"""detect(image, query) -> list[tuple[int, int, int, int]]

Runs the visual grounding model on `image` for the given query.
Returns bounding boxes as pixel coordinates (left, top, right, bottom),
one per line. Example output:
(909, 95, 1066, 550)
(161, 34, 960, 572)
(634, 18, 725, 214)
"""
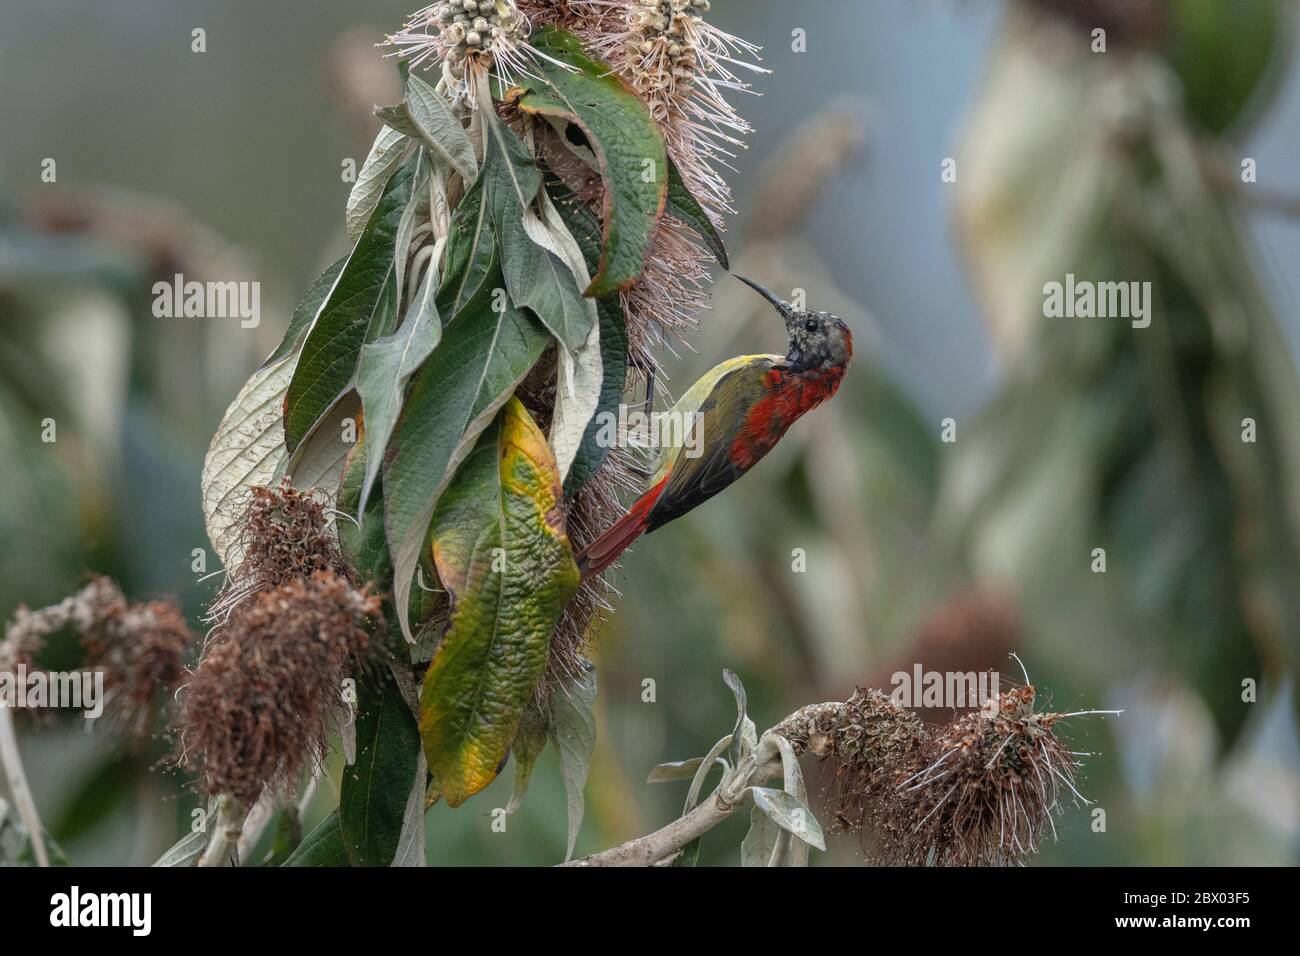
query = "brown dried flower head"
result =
(208, 484, 350, 626)
(811, 682, 1099, 866)
(81, 587, 196, 736)
(178, 571, 379, 805)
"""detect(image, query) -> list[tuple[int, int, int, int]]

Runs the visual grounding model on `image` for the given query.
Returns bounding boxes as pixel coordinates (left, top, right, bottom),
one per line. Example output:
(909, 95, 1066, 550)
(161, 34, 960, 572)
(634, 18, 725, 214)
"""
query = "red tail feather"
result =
(575, 475, 669, 581)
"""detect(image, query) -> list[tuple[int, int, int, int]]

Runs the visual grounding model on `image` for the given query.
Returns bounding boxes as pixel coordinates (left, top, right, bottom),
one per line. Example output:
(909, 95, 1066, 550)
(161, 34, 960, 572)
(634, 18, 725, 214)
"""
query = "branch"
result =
(561, 701, 843, 867)
(198, 794, 247, 867)
(0, 705, 47, 866)
(560, 788, 739, 867)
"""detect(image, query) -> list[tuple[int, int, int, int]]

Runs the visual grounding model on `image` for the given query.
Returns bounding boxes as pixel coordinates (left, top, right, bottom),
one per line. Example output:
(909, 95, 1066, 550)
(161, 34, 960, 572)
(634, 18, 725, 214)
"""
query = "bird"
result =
(576, 275, 853, 581)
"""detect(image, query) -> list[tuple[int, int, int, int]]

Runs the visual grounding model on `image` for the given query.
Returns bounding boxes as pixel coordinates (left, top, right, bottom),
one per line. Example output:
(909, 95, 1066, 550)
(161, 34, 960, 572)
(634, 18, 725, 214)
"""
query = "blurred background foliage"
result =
(1, 0, 1298, 865)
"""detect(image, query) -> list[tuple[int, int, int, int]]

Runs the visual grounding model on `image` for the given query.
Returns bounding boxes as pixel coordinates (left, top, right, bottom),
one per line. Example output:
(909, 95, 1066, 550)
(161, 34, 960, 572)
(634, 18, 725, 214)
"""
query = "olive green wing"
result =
(645, 354, 779, 532)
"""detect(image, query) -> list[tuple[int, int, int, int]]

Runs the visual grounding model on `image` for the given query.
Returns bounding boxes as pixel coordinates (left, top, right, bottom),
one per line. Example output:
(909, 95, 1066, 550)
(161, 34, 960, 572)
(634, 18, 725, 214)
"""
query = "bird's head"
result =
(734, 275, 853, 372)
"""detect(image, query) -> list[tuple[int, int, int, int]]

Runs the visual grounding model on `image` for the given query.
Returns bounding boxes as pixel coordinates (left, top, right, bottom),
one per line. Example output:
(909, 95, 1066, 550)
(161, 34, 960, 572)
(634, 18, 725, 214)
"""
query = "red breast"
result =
(728, 363, 847, 470)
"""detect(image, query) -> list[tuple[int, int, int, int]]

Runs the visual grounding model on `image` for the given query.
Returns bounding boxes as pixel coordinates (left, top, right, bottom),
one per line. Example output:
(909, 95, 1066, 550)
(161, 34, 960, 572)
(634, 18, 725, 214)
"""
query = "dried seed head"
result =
(2, 576, 198, 737)
(177, 571, 379, 805)
(800, 682, 1099, 867)
(207, 484, 350, 628)
(81, 588, 197, 737)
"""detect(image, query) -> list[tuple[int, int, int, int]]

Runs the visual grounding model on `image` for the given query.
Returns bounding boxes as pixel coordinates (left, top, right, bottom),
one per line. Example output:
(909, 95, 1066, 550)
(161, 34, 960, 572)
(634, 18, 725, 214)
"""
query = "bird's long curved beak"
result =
(733, 274, 793, 320)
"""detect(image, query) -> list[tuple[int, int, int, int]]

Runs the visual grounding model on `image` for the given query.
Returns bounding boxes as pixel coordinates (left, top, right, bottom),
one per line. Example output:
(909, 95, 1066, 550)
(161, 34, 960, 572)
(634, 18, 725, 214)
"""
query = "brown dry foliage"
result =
(783, 684, 1086, 866)
(178, 571, 379, 805)
(178, 485, 379, 804)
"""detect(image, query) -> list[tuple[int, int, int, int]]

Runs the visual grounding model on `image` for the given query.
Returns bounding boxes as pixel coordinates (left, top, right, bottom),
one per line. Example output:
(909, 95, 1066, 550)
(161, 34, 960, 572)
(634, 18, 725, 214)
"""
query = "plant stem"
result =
(560, 788, 740, 867)
(0, 704, 47, 867)
(198, 794, 247, 867)
(562, 703, 842, 867)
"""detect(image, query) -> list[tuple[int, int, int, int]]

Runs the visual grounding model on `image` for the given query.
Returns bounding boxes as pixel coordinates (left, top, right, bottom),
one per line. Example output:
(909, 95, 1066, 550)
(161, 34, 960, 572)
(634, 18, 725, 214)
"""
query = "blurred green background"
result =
(2, 0, 1298, 865)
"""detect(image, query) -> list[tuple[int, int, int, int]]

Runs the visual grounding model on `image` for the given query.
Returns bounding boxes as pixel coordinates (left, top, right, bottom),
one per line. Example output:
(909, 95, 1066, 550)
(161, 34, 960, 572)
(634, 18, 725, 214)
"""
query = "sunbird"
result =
(576, 276, 853, 580)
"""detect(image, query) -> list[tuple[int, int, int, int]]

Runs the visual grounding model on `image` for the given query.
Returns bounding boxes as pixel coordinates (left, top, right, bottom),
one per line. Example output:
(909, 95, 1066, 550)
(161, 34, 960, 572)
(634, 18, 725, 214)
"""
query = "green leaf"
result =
(402, 72, 478, 185)
(337, 437, 392, 585)
(284, 390, 362, 493)
(340, 671, 422, 866)
(282, 811, 351, 867)
(549, 659, 597, 861)
(261, 256, 348, 370)
(354, 249, 443, 516)
(646, 757, 706, 784)
(391, 752, 429, 867)
(548, 182, 629, 494)
(748, 787, 826, 851)
(418, 399, 580, 806)
(505, 701, 550, 814)
(532, 188, 601, 482)
(475, 73, 593, 351)
(383, 265, 550, 641)
(666, 155, 729, 269)
(436, 173, 498, 322)
(347, 126, 413, 242)
(511, 26, 668, 296)
(771, 733, 811, 867)
(723, 668, 755, 768)
(285, 160, 414, 453)
(740, 803, 781, 867)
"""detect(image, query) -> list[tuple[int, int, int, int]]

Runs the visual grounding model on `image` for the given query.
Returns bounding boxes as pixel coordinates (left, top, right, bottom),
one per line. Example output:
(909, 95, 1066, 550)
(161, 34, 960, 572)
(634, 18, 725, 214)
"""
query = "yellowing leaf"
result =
(418, 398, 580, 806)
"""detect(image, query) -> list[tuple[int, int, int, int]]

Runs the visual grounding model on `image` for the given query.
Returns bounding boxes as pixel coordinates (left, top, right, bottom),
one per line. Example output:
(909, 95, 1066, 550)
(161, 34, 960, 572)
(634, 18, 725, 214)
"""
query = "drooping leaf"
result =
(436, 173, 498, 322)
(383, 266, 549, 641)
(548, 182, 629, 493)
(391, 752, 429, 868)
(511, 26, 668, 296)
(418, 399, 580, 806)
(674, 734, 731, 867)
(261, 256, 348, 370)
(771, 733, 811, 867)
(393, 150, 431, 321)
(401, 72, 478, 185)
(337, 434, 392, 585)
(285, 160, 413, 452)
(549, 659, 597, 861)
(282, 811, 351, 867)
(202, 360, 293, 568)
(532, 188, 601, 482)
(740, 803, 782, 867)
(665, 155, 729, 269)
(284, 389, 362, 493)
(354, 248, 443, 516)
(151, 828, 209, 868)
(475, 73, 593, 351)
(646, 758, 707, 784)
(204, 252, 345, 564)
(723, 668, 756, 768)
(748, 787, 826, 851)
(347, 126, 413, 243)
(339, 671, 422, 867)
(505, 701, 550, 814)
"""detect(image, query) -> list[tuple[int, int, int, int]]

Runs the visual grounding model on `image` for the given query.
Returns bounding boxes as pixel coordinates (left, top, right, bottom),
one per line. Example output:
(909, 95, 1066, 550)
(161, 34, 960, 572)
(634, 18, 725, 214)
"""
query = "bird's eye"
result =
(804, 319, 818, 333)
